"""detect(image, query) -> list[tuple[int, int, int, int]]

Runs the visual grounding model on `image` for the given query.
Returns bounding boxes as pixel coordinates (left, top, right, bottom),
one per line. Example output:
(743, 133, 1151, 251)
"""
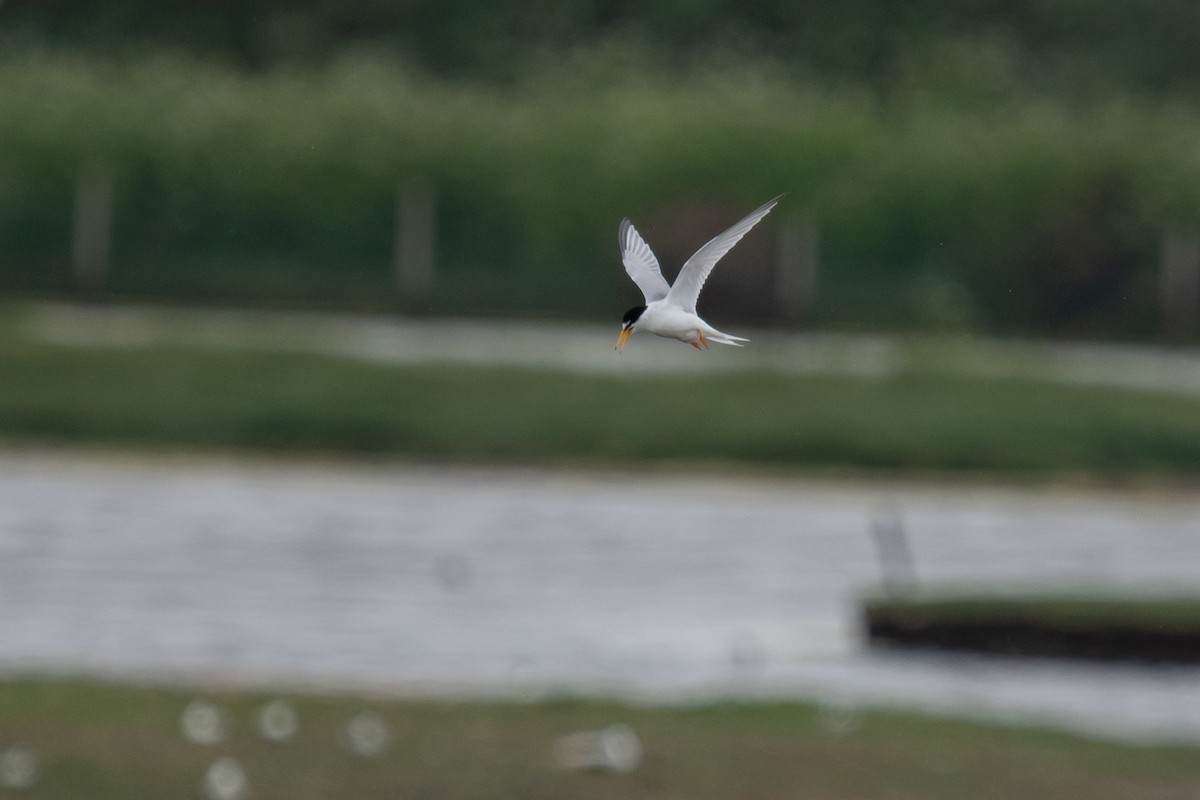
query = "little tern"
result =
(614, 195, 783, 352)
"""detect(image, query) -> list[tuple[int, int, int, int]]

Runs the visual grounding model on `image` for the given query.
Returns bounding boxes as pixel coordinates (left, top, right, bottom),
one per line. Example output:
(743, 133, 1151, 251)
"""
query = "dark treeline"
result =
(6, 0, 1200, 96)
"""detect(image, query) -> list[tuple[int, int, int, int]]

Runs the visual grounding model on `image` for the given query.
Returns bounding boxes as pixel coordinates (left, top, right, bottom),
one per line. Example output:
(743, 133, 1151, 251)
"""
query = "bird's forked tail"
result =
(704, 329, 749, 347)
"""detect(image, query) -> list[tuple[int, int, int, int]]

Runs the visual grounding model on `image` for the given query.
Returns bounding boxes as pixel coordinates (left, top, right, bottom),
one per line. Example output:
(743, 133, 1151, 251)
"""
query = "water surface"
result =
(2, 450, 1198, 742)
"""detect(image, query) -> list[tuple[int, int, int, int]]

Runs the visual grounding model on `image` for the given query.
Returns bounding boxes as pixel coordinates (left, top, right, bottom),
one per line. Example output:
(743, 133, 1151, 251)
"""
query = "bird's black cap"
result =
(622, 305, 646, 326)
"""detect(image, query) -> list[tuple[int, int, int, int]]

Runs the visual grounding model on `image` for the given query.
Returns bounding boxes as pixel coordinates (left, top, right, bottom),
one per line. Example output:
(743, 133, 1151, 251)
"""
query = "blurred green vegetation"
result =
(5, 330, 1200, 475)
(2, 677, 1199, 800)
(3, 2, 1200, 336)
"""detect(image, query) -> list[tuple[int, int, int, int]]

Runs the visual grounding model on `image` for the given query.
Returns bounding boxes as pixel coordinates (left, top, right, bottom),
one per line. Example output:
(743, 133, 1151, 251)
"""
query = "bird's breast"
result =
(639, 304, 706, 340)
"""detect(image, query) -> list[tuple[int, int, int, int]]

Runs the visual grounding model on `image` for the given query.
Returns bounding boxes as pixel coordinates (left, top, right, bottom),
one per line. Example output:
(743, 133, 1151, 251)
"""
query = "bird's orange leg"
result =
(698, 330, 709, 349)
(690, 340, 703, 350)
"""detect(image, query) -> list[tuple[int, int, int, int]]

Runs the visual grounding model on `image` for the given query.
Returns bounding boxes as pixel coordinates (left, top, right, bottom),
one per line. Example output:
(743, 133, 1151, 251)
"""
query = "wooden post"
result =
(776, 210, 819, 323)
(71, 160, 114, 295)
(1159, 231, 1200, 339)
(870, 505, 916, 596)
(393, 179, 436, 299)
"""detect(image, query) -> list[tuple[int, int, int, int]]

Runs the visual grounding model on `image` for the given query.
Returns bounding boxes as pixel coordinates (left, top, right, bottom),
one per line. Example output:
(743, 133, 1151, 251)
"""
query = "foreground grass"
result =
(5, 336, 1200, 474)
(1, 678, 1199, 800)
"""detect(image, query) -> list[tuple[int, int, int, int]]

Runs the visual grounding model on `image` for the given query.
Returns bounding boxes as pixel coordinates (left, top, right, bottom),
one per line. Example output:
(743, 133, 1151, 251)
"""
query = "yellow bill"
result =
(614, 326, 632, 352)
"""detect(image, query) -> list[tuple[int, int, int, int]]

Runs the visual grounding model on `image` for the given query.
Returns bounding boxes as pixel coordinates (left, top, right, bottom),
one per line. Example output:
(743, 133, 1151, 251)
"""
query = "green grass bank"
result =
(4, 328, 1200, 475)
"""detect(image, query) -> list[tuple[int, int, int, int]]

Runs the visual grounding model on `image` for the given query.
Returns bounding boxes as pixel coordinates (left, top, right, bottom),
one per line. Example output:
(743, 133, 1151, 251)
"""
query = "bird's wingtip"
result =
(618, 217, 635, 242)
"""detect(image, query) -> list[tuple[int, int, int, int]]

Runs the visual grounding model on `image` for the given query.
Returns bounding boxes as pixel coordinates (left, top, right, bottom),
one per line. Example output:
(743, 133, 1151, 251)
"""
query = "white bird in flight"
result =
(614, 195, 784, 352)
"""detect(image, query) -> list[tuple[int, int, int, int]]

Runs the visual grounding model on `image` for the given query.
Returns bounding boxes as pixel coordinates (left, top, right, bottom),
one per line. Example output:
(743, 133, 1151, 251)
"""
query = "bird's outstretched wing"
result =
(665, 194, 784, 314)
(620, 217, 671, 303)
